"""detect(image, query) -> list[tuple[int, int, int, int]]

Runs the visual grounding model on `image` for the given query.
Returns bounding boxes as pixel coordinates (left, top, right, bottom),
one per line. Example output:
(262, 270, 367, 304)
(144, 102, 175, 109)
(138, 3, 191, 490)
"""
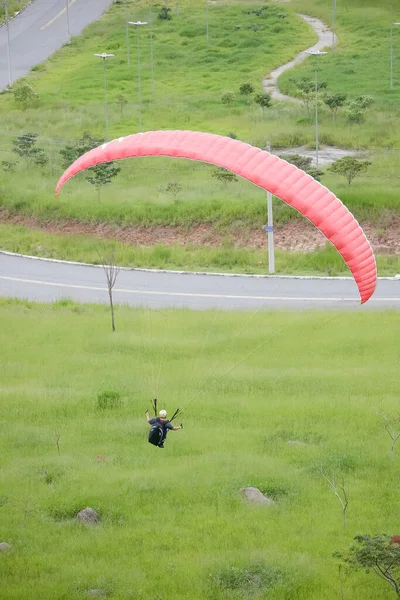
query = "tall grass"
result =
(1, 300, 400, 598)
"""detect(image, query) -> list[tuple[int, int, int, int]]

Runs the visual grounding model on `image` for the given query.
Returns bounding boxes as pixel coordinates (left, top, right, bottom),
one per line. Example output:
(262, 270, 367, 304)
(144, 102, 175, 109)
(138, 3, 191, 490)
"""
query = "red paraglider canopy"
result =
(55, 130, 377, 303)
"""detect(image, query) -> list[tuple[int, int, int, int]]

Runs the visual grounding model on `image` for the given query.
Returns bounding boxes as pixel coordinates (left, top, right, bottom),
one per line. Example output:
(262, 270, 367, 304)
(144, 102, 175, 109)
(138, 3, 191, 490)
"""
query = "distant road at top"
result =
(0, 0, 114, 91)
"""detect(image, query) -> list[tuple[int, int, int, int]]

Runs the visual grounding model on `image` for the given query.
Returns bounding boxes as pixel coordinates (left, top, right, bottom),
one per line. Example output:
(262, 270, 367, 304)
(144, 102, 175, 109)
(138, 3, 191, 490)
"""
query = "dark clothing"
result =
(148, 418, 173, 446)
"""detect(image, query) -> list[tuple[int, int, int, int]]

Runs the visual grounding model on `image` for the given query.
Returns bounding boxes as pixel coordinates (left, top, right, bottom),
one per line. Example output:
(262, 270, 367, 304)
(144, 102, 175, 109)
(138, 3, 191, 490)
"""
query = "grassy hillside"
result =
(1, 299, 400, 599)
(0, 0, 399, 274)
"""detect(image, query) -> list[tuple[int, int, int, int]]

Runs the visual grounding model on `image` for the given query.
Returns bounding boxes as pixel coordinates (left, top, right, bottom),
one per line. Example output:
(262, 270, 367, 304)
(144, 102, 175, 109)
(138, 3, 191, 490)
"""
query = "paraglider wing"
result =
(55, 130, 377, 303)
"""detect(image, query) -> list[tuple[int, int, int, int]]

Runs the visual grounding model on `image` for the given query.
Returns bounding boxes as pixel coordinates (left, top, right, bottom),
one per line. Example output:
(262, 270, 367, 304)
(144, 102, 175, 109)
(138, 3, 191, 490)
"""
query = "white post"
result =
(391, 0, 393, 90)
(4, 1, 13, 87)
(332, 0, 336, 52)
(65, 0, 71, 44)
(315, 54, 319, 169)
(266, 141, 275, 274)
(149, 8, 155, 96)
(206, 0, 209, 43)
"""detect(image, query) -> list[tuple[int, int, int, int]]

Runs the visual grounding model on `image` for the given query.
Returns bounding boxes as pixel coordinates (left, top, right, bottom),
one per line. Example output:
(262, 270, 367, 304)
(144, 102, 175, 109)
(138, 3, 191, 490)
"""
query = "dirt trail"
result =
(1, 211, 400, 255)
(263, 14, 336, 102)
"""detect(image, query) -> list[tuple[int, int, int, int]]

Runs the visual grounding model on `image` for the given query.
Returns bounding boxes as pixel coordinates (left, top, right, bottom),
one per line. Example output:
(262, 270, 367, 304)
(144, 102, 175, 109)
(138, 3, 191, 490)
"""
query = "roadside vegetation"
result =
(0, 0, 29, 25)
(1, 223, 399, 276)
(0, 0, 399, 274)
(1, 300, 400, 599)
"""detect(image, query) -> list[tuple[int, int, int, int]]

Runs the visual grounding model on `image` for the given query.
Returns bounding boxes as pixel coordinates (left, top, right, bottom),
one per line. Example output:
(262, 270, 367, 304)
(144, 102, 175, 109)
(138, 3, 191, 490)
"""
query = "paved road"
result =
(0, 0, 114, 91)
(1, 253, 399, 311)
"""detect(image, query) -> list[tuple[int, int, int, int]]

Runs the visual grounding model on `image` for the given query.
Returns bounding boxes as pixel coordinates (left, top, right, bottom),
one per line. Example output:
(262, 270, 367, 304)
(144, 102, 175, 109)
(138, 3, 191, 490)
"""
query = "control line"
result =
(0, 274, 384, 303)
(41, 0, 77, 30)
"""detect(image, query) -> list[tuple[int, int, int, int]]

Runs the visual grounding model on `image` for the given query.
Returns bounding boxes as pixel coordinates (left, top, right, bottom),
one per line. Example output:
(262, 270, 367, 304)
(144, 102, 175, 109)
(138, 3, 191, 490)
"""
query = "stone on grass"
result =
(76, 507, 99, 525)
(241, 487, 275, 505)
(287, 440, 307, 446)
(0, 542, 11, 552)
(87, 589, 105, 597)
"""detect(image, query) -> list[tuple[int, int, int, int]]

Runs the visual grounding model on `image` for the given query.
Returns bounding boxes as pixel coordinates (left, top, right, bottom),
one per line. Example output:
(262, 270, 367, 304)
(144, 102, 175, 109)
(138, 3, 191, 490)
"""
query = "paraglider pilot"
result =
(146, 409, 183, 448)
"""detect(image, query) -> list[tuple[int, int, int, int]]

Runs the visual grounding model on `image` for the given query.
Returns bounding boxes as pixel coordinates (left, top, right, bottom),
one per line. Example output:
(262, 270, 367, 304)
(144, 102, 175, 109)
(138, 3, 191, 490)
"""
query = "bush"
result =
(158, 6, 171, 20)
(97, 390, 121, 409)
(221, 91, 236, 104)
(239, 82, 255, 95)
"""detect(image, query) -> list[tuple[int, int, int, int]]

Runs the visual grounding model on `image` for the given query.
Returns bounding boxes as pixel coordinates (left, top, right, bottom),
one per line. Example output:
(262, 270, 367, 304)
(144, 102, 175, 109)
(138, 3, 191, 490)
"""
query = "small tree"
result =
(346, 101, 366, 124)
(60, 133, 121, 200)
(379, 412, 400, 462)
(239, 82, 255, 95)
(86, 162, 121, 201)
(116, 93, 128, 116)
(335, 534, 400, 597)
(98, 248, 120, 332)
(1, 160, 15, 172)
(323, 93, 347, 120)
(12, 133, 47, 167)
(14, 84, 39, 110)
(321, 468, 349, 529)
(280, 154, 324, 182)
(212, 167, 238, 185)
(254, 92, 272, 114)
(354, 95, 374, 110)
(164, 181, 182, 199)
(346, 96, 374, 124)
(158, 6, 172, 20)
(221, 91, 236, 105)
(289, 76, 327, 120)
(328, 156, 371, 185)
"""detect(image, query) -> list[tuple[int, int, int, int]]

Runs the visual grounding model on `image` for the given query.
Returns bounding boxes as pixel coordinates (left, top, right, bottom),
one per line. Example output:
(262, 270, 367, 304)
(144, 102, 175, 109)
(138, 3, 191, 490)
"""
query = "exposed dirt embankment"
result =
(1, 211, 400, 254)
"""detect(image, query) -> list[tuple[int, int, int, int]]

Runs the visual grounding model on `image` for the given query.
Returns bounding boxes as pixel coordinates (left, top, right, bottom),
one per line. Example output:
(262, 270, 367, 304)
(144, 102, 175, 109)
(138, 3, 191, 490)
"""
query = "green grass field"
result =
(1, 299, 400, 599)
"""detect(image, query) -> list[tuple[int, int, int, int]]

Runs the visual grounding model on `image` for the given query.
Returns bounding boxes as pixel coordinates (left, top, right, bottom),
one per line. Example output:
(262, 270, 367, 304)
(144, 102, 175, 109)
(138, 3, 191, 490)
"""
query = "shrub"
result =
(239, 82, 255, 95)
(158, 6, 171, 20)
(221, 91, 236, 104)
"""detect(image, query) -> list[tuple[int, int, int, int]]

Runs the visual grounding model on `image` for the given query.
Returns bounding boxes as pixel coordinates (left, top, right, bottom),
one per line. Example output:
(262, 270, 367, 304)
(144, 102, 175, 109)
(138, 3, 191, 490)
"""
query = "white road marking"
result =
(41, 0, 77, 30)
(1, 274, 398, 303)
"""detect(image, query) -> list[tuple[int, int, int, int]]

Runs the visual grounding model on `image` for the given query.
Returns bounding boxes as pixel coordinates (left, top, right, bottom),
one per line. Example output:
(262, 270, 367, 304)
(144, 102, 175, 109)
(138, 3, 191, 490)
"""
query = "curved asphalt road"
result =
(0, 0, 114, 91)
(0, 253, 399, 310)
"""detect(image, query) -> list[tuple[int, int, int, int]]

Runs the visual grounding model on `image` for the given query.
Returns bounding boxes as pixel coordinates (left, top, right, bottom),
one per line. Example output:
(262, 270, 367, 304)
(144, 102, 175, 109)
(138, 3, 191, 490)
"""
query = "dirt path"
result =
(263, 14, 336, 102)
(1, 211, 400, 255)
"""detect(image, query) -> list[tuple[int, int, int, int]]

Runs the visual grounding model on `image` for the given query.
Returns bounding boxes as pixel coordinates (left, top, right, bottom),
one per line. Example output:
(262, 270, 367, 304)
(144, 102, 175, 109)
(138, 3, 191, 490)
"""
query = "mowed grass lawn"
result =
(1, 299, 400, 599)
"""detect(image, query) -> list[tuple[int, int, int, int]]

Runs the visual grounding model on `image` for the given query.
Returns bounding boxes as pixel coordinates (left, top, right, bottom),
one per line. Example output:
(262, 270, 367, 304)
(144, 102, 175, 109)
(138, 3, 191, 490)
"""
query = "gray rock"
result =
(241, 487, 275, 505)
(287, 440, 307, 446)
(87, 590, 105, 597)
(0, 542, 11, 552)
(76, 507, 99, 524)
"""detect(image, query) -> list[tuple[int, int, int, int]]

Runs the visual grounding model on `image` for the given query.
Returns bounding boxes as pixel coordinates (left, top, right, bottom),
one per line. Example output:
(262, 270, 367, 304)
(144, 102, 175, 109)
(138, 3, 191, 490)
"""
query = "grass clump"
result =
(96, 390, 121, 409)
(212, 561, 287, 597)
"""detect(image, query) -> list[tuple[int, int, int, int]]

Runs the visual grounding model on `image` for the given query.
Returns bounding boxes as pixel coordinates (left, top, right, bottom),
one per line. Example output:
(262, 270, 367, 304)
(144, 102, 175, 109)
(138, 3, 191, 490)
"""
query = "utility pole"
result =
(3, 1, 13, 87)
(94, 53, 115, 142)
(126, 0, 130, 66)
(332, 0, 336, 52)
(307, 50, 327, 169)
(206, 0, 209, 43)
(391, 0, 393, 89)
(265, 141, 275, 274)
(65, 0, 71, 44)
(149, 7, 155, 95)
(129, 21, 148, 132)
